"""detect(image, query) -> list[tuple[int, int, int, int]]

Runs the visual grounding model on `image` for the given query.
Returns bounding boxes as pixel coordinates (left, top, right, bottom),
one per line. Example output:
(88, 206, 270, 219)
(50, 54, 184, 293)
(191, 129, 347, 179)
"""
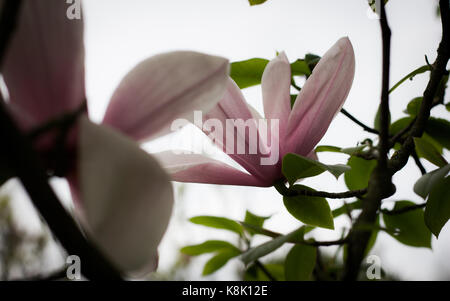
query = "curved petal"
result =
(199, 78, 279, 183)
(261, 52, 291, 139)
(77, 117, 173, 275)
(154, 151, 269, 187)
(103, 51, 229, 142)
(285, 37, 355, 156)
(2, 0, 85, 130)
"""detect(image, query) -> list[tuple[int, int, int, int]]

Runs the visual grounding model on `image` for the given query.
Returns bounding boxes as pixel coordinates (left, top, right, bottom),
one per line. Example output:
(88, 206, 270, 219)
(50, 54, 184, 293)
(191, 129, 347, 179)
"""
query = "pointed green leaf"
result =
(332, 199, 363, 218)
(304, 54, 320, 71)
(425, 176, 450, 238)
(405, 97, 423, 116)
(283, 185, 334, 230)
(244, 263, 285, 281)
(383, 201, 432, 248)
(282, 153, 350, 185)
(344, 156, 377, 190)
(425, 118, 450, 150)
(291, 59, 311, 77)
(315, 145, 342, 153)
(248, 0, 268, 5)
(414, 137, 448, 167)
(202, 248, 241, 275)
(181, 240, 239, 256)
(189, 216, 243, 236)
(230, 58, 269, 89)
(241, 227, 305, 265)
(389, 65, 431, 94)
(284, 244, 316, 281)
(414, 164, 450, 199)
(244, 211, 270, 236)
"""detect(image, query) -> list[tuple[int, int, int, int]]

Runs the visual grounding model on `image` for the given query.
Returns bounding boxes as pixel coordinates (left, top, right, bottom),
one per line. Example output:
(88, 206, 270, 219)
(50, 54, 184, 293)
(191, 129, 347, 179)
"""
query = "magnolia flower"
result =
(157, 37, 355, 187)
(1, 0, 228, 274)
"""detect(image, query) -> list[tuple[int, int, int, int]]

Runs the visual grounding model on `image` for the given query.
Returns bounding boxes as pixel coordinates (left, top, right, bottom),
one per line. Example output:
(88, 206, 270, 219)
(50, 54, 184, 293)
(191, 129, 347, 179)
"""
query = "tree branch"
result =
(340, 108, 380, 134)
(274, 181, 367, 199)
(343, 0, 450, 280)
(381, 203, 426, 216)
(343, 1, 393, 280)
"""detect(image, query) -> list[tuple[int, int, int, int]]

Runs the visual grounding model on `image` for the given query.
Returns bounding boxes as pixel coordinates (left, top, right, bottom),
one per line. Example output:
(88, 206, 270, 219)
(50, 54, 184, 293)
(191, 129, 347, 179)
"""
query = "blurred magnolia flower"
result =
(1, 0, 229, 274)
(157, 37, 355, 187)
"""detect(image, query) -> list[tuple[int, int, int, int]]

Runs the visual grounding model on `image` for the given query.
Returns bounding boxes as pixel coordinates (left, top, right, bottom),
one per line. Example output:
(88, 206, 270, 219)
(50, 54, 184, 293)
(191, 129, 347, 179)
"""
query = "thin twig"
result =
(411, 149, 427, 175)
(381, 203, 426, 215)
(254, 260, 277, 281)
(340, 108, 380, 134)
(274, 181, 368, 199)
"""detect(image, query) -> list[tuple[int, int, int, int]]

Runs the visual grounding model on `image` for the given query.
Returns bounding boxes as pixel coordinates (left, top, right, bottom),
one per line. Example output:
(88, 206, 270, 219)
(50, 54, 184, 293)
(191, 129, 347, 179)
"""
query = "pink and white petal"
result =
(285, 37, 355, 156)
(261, 52, 291, 139)
(77, 117, 173, 275)
(103, 51, 229, 142)
(200, 78, 278, 182)
(2, 0, 85, 130)
(154, 151, 269, 187)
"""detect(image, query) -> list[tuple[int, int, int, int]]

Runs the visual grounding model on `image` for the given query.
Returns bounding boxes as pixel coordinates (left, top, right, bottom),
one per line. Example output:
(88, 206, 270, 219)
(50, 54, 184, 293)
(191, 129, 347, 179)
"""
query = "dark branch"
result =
(254, 260, 277, 281)
(388, 0, 450, 173)
(343, 1, 393, 281)
(343, 0, 450, 281)
(411, 150, 427, 175)
(274, 181, 367, 199)
(381, 203, 426, 216)
(340, 108, 380, 135)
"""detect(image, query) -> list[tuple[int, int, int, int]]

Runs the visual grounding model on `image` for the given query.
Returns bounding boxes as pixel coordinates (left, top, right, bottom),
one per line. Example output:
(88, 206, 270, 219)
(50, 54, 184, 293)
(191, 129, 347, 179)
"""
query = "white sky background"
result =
(82, 0, 450, 280)
(2, 0, 449, 280)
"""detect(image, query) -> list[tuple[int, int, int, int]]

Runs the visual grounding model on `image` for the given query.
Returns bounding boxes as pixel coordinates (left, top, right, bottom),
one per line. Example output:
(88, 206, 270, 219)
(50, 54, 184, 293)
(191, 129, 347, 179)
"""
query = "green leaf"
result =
(241, 227, 304, 265)
(180, 240, 239, 256)
(290, 59, 311, 77)
(332, 199, 363, 218)
(244, 211, 270, 236)
(304, 53, 320, 71)
(315, 145, 342, 153)
(202, 248, 241, 275)
(389, 117, 414, 136)
(290, 94, 297, 108)
(341, 145, 368, 156)
(425, 176, 450, 238)
(446, 102, 450, 112)
(282, 153, 350, 185)
(284, 244, 316, 281)
(230, 58, 269, 89)
(248, 0, 267, 5)
(244, 263, 285, 281)
(425, 118, 450, 150)
(383, 201, 432, 248)
(367, 0, 389, 13)
(414, 137, 448, 167)
(189, 216, 243, 236)
(405, 97, 423, 116)
(414, 164, 450, 199)
(389, 65, 431, 94)
(283, 185, 334, 230)
(344, 156, 377, 190)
